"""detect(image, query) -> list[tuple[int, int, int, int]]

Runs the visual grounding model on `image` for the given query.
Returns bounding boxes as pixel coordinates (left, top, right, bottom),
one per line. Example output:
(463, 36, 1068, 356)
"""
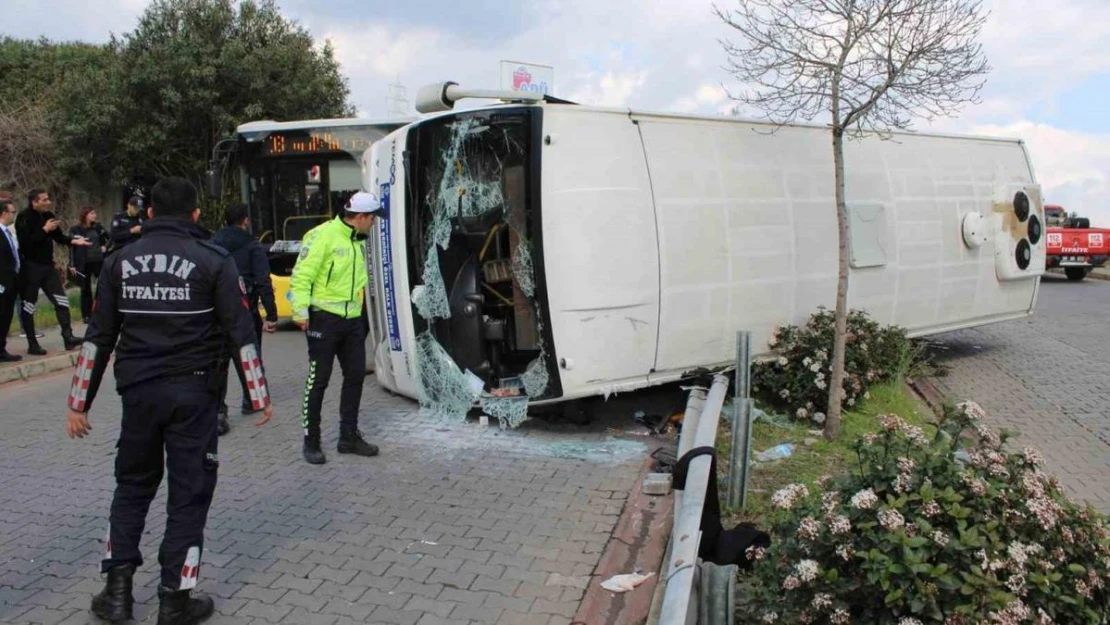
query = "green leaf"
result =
(1068, 564, 1087, 575)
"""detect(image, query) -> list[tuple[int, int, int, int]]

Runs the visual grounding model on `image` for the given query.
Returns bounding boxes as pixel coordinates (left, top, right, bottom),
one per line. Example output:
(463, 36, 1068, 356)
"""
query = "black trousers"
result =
(0, 284, 16, 354)
(102, 374, 219, 590)
(217, 308, 264, 413)
(19, 261, 73, 340)
(78, 260, 102, 321)
(301, 308, 366, 440)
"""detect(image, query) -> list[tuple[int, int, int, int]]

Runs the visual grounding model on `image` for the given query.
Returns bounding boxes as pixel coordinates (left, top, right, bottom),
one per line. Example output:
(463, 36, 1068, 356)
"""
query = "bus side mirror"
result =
(205, 164, 222, 199)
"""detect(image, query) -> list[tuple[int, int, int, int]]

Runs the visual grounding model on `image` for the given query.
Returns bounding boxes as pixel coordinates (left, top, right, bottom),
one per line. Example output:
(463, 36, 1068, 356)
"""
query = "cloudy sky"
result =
(3, 0, 1108, 224)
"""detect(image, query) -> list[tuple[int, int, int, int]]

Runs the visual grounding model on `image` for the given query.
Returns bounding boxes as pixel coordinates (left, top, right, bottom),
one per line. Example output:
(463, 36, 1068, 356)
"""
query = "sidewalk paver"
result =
(927, 273, 1110, 511)
(0, 330, 661, 624)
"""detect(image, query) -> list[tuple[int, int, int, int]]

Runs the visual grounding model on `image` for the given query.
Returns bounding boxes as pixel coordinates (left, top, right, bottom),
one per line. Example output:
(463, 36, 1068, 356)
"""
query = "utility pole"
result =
(387, 77, 409, 117)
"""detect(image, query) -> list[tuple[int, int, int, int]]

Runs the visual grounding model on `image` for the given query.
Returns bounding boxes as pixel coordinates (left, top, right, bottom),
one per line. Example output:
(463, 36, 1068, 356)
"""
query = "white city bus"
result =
(358, 83, 1044, 423)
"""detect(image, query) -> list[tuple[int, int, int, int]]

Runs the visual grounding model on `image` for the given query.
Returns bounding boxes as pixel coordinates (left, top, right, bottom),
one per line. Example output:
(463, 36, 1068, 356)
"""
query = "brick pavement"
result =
(0, 330, 659, 624)
(927, 273, 1110, 512)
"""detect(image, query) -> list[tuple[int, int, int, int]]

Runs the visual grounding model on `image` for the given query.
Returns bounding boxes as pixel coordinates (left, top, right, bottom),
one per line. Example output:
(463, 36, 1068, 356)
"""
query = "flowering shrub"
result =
(735, 404, 1110, 624)
(753, 308, 916, 425)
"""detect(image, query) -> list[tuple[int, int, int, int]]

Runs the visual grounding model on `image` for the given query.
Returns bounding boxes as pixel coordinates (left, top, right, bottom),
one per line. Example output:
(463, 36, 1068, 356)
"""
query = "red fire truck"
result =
(1044, 204, 1109, 281)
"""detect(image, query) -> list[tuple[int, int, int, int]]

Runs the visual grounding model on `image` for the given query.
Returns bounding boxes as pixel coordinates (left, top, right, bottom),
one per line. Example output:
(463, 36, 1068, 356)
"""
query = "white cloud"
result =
(565, 71, 649, 108)
(970, 121, 1110, 227)
(670, 83, 728, 113)
(324, 25, 442, 80)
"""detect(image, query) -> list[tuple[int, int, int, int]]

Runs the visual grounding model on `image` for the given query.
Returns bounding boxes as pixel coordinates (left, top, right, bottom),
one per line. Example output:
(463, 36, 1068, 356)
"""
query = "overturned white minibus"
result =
(359, 83, 1044, 424)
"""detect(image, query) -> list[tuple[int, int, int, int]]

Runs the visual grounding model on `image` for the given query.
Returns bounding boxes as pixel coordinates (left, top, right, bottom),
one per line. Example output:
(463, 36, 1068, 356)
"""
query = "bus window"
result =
(329, 160, 362, 214)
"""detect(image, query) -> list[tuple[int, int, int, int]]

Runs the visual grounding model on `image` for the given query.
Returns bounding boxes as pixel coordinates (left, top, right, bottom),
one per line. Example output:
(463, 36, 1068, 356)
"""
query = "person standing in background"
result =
(69, 206, 109, 324)
(211, 203, 278, 435)
(15, 188, 91, 354)
(0, 198, 21, 361)
(110, 196, 145, 251)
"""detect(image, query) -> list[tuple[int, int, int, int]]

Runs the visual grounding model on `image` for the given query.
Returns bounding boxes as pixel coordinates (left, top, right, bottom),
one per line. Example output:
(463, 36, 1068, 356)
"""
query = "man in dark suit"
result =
(1, 197, 22, 361)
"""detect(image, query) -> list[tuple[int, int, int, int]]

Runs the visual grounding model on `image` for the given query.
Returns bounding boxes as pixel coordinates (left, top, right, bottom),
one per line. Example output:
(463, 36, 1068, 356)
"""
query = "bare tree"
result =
(714, 0, 990, 439)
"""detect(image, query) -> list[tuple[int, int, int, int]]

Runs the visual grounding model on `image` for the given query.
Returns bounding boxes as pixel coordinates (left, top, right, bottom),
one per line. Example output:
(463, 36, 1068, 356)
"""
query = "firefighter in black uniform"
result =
(109, 195, 146, 251)
(212, 203, 278, 435)
(14, 188, 93, 354)
(65, 177, 274, 625)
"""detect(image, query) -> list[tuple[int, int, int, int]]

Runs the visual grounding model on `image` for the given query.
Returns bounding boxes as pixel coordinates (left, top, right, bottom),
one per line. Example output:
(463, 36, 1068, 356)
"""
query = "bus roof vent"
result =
(414, 81, 543, 114)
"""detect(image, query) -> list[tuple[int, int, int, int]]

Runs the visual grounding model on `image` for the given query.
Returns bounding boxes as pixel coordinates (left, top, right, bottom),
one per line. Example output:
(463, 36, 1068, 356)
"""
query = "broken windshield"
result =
(405, 108, 556, 426)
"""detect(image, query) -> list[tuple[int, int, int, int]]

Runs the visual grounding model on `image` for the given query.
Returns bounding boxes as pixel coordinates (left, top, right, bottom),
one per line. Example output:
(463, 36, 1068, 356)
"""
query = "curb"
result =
(906, 377, 949, 418)
(0, 351, 78, 385)
(573, 448, 674, 625)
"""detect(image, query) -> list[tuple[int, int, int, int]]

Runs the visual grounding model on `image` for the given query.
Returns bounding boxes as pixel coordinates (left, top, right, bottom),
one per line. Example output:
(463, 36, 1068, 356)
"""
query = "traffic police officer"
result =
(291, 191, 379, 464)
(66, 177, 274, 625)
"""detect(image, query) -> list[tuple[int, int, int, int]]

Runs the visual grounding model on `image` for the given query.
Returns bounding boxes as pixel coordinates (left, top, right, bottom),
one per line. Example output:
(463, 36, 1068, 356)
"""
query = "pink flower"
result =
(894, 472, 913, 494)
(958, 400, 987, 421)
(782, 575, 800, 590)
(932, 530, 950, 547)
(1027, 496, 1063, 530)
(1006, 573, 1027, 596)
(922, 501, 942, 517)
(851, 489, 879, 510)
(836, 544, 854, 561)
(772, 484, 810, 510)
(811, 593, 832, 610)
(797, 517, 821, 541)
(830, 515, 851, 535)
(962, 472, 988, 496)
(878, 509, 906, 531)
(795, 559, 819, 582)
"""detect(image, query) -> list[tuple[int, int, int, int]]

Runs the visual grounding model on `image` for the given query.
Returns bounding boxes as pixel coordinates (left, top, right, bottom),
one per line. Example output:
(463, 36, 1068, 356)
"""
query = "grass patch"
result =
(718, 381, 932, 525)
(5, 288, 82, 337)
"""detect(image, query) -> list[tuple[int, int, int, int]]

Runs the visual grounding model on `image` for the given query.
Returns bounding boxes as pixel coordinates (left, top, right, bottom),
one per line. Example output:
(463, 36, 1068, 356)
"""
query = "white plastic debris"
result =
(600, 571, 654, 593)
(642, 473, 672, 496)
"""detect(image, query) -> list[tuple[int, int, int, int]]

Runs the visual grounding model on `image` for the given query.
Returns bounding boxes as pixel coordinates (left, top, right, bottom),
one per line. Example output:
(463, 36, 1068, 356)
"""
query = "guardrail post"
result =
(727, 331, 753, 510)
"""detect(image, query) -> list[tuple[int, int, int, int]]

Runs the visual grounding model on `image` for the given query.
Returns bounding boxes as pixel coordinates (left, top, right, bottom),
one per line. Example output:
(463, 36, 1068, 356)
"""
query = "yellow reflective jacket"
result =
(290, 216, 367, 321)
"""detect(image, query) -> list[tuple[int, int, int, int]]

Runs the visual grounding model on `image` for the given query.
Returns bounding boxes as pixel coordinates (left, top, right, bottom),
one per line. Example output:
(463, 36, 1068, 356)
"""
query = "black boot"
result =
(303, 432, 326, 465)
(156, 586, 214, 625)
(90, 564, 134, 623)
(27, 340, 46, 356)
(338, 428, 379, 457)
(62, 327, 84, 351)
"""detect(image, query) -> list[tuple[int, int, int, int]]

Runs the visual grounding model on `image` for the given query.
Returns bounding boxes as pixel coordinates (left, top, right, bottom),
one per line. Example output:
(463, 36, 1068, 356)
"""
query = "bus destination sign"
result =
(262, 131, 374, 157)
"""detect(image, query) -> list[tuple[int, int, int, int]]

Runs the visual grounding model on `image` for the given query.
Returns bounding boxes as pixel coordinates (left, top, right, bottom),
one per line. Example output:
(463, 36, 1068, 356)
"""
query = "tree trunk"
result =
(824, 126, 850, 440)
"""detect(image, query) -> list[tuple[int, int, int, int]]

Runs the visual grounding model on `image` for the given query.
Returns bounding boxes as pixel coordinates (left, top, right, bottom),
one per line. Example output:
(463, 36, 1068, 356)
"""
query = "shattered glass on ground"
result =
(415, 332, 480, 422)
(480, 396, 530, 429)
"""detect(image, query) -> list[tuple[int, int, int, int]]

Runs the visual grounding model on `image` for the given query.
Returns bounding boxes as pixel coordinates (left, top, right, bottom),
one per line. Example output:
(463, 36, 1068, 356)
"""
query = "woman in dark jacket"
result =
(69, 206, 109, 323)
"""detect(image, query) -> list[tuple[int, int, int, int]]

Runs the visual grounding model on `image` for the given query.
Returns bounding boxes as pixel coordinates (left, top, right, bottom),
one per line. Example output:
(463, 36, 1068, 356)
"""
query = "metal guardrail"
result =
(657, 373, 731, 624)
